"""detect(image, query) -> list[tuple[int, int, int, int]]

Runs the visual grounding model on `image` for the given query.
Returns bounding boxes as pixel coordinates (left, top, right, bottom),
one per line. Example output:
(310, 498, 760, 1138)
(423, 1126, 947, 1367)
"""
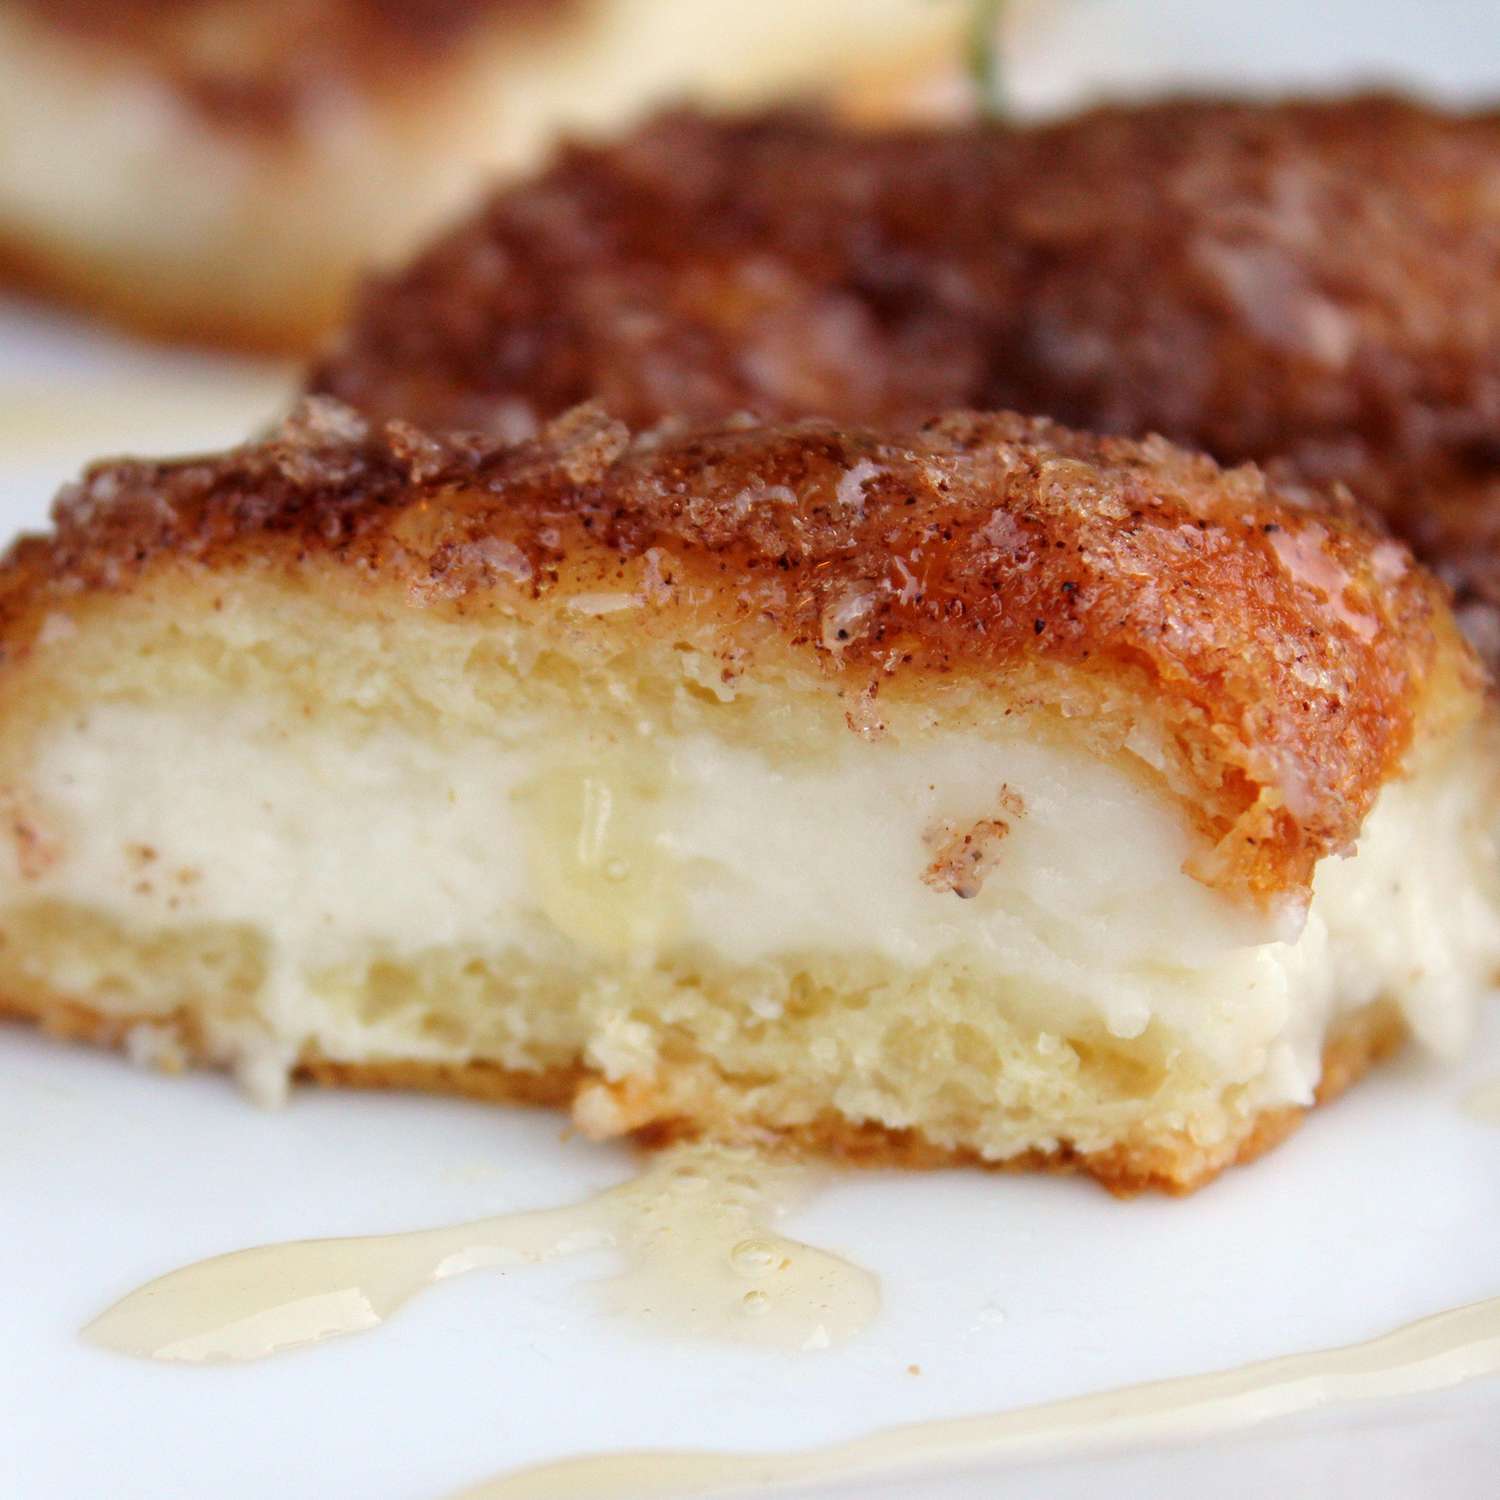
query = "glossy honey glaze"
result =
(84, 1143, 878, 1361)
(454, 1294, 1500, 1497)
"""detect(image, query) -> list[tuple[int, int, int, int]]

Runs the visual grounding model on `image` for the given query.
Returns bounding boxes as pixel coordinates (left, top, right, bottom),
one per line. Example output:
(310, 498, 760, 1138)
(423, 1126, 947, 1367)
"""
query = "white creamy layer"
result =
(13, 700, 1500, 1108)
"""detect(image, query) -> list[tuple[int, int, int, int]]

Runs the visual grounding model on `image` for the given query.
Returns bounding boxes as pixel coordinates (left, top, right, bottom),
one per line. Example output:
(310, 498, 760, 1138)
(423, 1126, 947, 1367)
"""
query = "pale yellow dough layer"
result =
(1, 573, 1496, 1190)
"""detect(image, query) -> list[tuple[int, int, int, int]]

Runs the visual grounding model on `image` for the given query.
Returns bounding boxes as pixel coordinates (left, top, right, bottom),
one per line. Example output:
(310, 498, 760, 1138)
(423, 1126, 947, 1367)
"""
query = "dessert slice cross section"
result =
(1, 400, 1495, 1192)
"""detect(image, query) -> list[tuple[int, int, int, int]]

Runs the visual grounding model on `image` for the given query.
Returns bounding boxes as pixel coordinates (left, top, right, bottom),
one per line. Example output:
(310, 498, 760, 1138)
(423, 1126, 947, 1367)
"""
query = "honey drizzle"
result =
(83, 1143, 878, 1363)
(455, 1295, 1500, 1497)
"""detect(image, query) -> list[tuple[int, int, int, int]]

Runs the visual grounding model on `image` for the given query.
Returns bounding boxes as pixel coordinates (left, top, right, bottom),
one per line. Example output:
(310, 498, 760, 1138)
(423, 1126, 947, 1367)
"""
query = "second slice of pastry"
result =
(0, 0, 963, 349)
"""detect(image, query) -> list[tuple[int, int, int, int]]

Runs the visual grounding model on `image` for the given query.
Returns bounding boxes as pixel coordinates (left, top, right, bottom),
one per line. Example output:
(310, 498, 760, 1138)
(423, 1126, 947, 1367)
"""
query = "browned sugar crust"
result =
(0, 987, 1405, 1196)
(311, 98, 1500, 646)
(0, 400, 1467, 903)
(14, 0, 574, 130)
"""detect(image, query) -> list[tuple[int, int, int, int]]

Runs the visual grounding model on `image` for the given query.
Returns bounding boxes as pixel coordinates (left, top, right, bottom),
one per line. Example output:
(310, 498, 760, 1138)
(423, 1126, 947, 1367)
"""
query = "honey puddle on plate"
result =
(83, 1143, 878, 1362)
(455, 1296, 1500, 1498)
(83, 1136, 1500, 1498)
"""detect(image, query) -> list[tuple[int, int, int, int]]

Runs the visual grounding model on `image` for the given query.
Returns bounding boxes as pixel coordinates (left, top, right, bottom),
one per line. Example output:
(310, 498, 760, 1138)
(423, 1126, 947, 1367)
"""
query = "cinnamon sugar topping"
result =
(0, 400, 1467, 904)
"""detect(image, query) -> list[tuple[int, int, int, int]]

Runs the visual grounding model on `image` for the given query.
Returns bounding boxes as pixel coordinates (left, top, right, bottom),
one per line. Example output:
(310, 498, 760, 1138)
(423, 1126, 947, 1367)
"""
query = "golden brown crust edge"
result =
(0, 401, 1474, 904)
(0, 990, 1405, 1197)
(0, 229, 342, 356)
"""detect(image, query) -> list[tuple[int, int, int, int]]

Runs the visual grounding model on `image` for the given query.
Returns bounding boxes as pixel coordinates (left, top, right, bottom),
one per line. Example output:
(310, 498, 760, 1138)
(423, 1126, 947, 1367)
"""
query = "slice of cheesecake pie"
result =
(1, 400, 1495, 1192)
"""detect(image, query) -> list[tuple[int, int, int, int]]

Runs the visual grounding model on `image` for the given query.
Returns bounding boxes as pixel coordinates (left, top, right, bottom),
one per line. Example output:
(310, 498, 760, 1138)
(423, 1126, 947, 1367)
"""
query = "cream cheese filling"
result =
(11, 699, 1500, 1111)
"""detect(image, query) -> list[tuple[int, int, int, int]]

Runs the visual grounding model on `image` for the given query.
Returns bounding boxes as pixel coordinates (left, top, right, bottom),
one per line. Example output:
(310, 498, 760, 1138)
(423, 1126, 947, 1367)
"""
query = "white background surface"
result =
(4, 2, 1500, 1495)
(5, 1012, 1499, 1499)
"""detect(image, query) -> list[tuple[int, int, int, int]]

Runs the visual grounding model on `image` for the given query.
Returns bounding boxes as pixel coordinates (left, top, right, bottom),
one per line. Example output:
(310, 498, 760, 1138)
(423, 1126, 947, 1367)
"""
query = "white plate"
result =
(5, 5, 1500, 1492)
(5, 1008, 1500, 1499)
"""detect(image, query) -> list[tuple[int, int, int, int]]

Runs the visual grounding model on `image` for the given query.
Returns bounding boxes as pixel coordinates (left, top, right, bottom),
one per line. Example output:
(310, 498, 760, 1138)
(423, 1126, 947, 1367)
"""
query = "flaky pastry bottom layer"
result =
(2, 988, 1403, 1196)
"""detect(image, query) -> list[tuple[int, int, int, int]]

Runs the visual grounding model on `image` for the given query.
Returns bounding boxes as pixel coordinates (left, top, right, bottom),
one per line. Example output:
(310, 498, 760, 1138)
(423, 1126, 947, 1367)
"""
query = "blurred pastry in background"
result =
(1, 399, 1495, 1192)
(0, 0, 964, 351)
(311, 97, 1500, 657)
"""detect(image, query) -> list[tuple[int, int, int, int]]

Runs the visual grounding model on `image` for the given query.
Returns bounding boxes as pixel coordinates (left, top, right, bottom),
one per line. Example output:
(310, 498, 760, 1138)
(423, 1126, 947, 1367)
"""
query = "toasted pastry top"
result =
(0, 400, 1473, 904)
(15, 0, 572, 129)
(312, 98, 1500, 629)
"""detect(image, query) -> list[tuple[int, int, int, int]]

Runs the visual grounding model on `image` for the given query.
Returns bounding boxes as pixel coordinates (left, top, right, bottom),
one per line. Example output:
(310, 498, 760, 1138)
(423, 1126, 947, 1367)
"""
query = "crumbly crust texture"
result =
(0, 400, 1469, 902)
(0, 985, 1404, 1196)
(311, 98, 1500, 642)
